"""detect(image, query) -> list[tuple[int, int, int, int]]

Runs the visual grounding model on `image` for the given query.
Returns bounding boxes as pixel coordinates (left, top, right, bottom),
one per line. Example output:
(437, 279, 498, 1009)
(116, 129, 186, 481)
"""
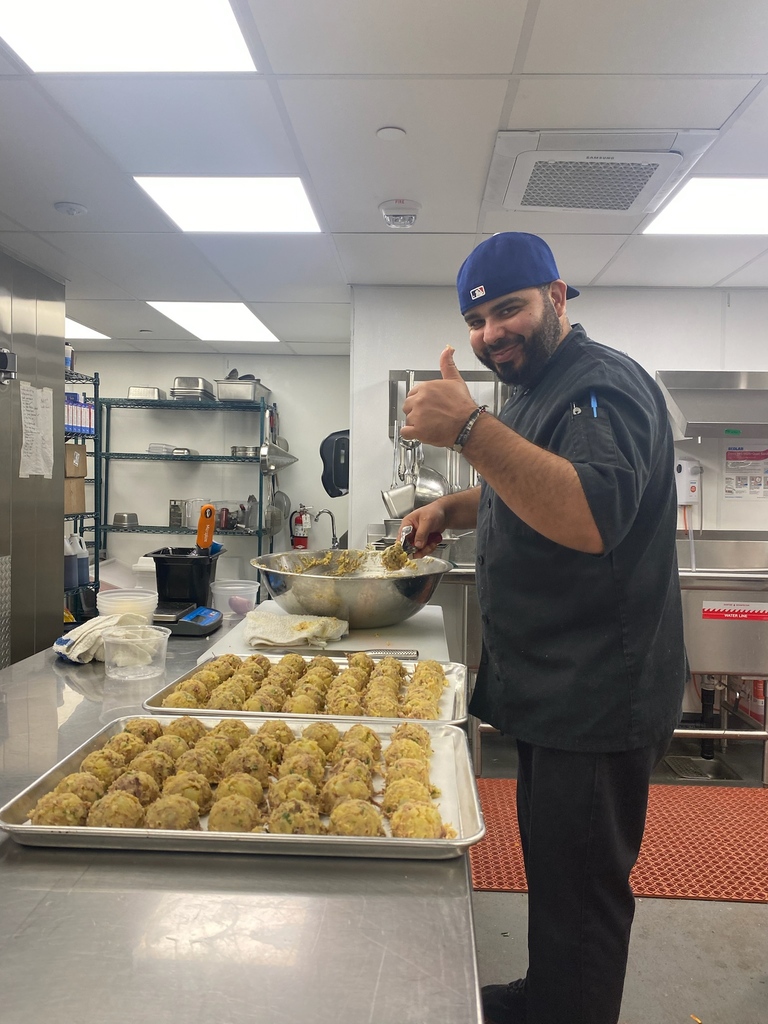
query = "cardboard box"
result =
(64, 477, 86, 514)
(65, 443, 88, 478)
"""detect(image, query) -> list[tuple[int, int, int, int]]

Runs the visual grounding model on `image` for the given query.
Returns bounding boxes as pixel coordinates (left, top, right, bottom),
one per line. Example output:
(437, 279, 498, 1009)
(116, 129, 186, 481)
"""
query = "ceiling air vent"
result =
(484, 131, 718, 215)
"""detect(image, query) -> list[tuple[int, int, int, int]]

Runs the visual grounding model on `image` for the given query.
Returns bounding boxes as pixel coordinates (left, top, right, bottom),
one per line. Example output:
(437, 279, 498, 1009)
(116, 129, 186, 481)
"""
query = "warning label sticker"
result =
(702, 601, 768, 621)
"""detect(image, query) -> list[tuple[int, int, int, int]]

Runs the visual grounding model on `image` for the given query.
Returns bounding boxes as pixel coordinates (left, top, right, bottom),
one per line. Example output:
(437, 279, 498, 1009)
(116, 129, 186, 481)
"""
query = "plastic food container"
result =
(96, 588, 158, 620)
(209, 579, 260, 619)
(102, 624, 171, 680)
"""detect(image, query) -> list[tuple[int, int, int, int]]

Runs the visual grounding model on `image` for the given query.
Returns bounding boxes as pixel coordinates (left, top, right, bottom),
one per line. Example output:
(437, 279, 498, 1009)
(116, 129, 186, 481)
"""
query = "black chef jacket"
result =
(470, 324, 686, 752)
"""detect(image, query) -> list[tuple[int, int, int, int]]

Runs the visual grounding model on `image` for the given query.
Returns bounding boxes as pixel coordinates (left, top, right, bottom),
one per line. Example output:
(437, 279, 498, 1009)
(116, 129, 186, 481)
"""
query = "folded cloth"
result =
(242, 604, 348, 648)
(53, 613, 148, 664)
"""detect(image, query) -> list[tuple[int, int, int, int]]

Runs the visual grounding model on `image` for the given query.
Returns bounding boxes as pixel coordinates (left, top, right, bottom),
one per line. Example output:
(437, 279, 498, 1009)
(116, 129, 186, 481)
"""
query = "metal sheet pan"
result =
(0, 716, 484, 860)
(143, 656, 468, 726)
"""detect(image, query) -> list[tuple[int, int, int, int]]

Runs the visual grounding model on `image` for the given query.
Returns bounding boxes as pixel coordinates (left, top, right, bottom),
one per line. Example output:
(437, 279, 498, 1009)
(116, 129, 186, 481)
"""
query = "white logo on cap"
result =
(470, 285, 485, 300)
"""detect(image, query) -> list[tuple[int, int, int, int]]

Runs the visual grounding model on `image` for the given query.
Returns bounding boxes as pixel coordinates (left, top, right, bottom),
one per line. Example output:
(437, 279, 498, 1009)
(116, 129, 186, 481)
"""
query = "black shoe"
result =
(481, 977, 527, 1024)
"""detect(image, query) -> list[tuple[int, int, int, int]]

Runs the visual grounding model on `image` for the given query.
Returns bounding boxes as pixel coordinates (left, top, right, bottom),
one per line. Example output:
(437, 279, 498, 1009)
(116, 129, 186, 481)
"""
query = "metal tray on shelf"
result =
(0, 715, 484, 860)
(143, 655, 468, 726)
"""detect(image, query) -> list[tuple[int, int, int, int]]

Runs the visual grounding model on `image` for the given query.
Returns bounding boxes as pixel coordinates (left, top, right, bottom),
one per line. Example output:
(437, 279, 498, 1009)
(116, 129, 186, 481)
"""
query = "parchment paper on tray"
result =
(242, 604, 348, 648)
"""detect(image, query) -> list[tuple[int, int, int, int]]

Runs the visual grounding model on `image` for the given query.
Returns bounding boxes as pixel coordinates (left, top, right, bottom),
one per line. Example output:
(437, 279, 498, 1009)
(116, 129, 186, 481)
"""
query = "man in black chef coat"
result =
(400, 232, 686, 1024)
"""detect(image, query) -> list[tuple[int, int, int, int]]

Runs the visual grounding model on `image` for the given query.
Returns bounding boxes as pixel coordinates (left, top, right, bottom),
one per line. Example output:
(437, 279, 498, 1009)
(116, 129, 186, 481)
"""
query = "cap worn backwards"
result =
(456, 232, 580, 315)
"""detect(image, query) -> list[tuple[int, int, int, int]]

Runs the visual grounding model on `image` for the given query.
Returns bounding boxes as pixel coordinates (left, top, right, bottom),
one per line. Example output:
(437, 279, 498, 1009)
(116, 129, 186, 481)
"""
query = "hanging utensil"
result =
(195, 503, 216, 556)
(272, 474, 291, 521)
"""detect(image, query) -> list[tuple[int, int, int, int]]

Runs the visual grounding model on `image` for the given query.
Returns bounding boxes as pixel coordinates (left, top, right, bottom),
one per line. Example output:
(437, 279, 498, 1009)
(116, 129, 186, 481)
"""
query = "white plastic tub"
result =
(96, 588, 158, 620)
(209, 579, 260, 619)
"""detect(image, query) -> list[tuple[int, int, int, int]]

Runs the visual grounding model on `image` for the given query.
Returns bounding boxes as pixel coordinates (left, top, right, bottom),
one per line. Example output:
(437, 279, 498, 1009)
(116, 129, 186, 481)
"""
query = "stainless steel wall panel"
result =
(32, 267, 65, 652)
(0, 248, 65, 663)
(0, 555, 10, 669)
(0, 262, 11, 564)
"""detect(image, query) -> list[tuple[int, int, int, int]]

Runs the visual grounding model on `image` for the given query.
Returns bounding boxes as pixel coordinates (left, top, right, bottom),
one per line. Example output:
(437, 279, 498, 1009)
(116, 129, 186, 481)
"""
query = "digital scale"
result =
(153, 601, 223, 637)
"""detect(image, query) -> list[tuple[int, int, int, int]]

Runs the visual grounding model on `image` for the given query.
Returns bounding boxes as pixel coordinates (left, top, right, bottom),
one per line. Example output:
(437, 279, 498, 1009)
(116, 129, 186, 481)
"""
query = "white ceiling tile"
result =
(123, 338, 218, 353)
(0, 210, 25, 230)
(190, 234, 350, 302)
(174, 339, 286, 356)
(279, 78, 508, 232)
(0, 231, 133, 298)
(694, 83, 768, 174)
(334, 234, 476, 286)
(247, 302, 351, 342)
(39, 75, 299, 175)
(0, 79, 175, 232)
(482, 208, 646, 236)
(0, 40, 26, 74)
(283, 342, 351, 356)
(65, 299, 200, 341)
(70, 339, 139, 353)
(508, 76, 758, 131)
(525, 0, 768, 74)
(39, 232, 240, 300)
(534, 234, 630, 287)
(594, 236, 768, 286)
(246, 0, 525, 73)
(717, 247, 768, 286)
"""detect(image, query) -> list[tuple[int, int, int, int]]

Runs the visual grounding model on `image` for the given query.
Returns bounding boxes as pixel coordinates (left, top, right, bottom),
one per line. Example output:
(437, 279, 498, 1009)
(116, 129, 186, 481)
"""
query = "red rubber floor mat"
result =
(470, 777, 768, 903)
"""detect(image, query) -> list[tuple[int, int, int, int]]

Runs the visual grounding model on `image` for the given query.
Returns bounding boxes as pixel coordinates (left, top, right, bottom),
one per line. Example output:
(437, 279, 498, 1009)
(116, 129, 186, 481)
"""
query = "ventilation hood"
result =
(656, 370, 768, 439)
(484, 130, 717, 214)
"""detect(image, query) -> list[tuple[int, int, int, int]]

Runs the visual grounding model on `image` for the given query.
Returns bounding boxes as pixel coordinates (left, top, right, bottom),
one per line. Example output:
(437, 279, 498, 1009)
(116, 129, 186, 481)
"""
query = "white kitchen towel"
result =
(242, 604, 348, 648)
(53, 613, 148, 664)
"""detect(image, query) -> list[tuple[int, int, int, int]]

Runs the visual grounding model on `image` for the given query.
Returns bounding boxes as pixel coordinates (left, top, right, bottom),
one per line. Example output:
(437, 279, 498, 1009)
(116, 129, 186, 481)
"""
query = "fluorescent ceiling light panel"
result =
(147, 302, 279, 342)
(133, 177, 321, 232)
(644, 178, 768, 234)
(0, 0, 255, 72)
(65, 318, 110, 340)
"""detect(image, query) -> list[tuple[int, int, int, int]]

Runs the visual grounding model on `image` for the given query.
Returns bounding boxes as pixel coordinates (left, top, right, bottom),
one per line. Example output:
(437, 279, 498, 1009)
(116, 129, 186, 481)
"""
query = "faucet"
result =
(314, 508, 338, 548)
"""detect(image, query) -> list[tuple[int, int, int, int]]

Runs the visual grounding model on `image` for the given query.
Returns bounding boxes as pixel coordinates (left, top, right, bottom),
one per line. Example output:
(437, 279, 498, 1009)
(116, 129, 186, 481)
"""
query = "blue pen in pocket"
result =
(590, 391, 598, 418)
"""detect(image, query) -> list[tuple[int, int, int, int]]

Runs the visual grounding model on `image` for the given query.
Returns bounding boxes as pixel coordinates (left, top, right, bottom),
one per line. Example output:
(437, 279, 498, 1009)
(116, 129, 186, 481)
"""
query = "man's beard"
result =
(475, 298, 563, 386)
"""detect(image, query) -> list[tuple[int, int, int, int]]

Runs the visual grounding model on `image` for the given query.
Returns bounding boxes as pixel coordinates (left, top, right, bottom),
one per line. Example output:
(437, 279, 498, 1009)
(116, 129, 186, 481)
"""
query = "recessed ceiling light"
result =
(147, 302, 279, 342)
(0, 0, 255, 72)
(65, 318, 110, 340)
(644, 178, 768, 234)
(133, 177, 321, 233)
(376, 126, 407, 141)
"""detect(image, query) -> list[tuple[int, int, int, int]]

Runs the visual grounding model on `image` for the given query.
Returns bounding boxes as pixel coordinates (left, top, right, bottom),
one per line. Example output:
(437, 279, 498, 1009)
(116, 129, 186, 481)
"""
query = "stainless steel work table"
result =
(0, 625, 483, 1024)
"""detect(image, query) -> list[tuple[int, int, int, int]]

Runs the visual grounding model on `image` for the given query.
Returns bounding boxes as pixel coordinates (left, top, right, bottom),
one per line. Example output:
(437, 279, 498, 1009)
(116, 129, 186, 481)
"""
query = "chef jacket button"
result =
(487, 498, 492, 508)
(477, 555, 485, 565)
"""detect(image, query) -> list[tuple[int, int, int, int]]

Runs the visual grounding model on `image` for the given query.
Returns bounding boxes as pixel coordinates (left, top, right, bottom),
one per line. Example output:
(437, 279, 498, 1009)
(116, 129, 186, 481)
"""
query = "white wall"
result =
(75, 352, 350, 577)
(350, 285, 768, 546)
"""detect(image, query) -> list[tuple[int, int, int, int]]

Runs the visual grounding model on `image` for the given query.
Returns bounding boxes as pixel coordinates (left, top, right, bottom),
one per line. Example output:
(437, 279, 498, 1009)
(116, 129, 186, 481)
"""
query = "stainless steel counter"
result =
(0, 624, 482, 1024)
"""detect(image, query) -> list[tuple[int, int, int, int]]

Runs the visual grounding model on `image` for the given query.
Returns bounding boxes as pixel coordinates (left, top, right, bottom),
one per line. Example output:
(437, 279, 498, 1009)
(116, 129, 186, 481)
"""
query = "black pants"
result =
(513, 735, 671, 1024)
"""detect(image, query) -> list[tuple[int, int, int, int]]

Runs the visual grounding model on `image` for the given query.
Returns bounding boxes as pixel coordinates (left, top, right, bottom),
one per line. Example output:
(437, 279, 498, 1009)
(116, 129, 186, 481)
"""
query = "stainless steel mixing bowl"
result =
(251, 548, 452, 629)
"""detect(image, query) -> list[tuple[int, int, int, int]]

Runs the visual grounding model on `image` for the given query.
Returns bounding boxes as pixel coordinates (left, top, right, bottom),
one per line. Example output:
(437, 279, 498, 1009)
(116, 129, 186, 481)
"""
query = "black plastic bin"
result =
(147, 547, 225, 609)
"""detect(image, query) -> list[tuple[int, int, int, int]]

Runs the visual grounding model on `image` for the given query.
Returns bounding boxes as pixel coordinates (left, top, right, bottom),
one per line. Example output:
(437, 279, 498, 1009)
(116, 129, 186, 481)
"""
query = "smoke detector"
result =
(484, 131, 718, 214)
(379, 199, 421, 229)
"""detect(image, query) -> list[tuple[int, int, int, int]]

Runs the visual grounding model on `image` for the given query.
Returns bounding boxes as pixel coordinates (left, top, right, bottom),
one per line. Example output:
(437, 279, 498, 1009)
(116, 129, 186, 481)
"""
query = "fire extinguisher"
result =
(290, 504, 313, 549)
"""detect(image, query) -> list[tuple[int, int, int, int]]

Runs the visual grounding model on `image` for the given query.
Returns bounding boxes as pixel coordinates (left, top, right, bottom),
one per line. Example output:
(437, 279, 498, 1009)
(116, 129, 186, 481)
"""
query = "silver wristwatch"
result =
(451, 405, 487, 453)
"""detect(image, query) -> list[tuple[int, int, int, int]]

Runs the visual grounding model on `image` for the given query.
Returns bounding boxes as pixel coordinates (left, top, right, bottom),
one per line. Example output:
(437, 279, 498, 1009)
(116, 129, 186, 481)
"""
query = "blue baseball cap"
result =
(457, 232, 579, 314)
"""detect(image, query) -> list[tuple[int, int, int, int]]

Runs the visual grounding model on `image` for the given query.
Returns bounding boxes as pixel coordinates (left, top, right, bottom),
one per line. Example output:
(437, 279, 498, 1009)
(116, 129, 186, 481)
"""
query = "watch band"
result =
(451, 405, 487, 453)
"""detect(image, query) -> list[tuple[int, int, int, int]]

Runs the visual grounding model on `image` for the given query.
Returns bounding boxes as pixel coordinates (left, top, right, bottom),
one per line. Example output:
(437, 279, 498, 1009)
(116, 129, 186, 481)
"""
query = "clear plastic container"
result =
(102, 624, 171, 680)
(209, 579, 260, 619)
(96, 588, 158, 620)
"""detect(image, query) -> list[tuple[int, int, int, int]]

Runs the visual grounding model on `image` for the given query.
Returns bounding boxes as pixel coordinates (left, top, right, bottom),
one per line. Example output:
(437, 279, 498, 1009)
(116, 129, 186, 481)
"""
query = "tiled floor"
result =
(472, 731, 768, 1024)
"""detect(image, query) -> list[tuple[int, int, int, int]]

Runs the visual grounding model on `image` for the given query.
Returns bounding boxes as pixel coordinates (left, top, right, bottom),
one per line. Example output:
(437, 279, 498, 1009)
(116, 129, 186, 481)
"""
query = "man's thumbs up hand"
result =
(400, 345, 478, 448)
(440, 345, 464, 381)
